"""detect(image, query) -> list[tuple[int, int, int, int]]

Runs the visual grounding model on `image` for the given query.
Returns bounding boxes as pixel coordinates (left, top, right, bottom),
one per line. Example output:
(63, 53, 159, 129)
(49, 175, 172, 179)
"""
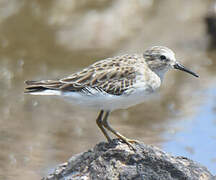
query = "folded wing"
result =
(25, 56, 138, 96)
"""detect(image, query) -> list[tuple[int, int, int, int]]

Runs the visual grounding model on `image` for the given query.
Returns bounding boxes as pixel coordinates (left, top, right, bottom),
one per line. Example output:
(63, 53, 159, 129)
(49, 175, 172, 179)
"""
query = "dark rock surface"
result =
(43, 139, 214, 180)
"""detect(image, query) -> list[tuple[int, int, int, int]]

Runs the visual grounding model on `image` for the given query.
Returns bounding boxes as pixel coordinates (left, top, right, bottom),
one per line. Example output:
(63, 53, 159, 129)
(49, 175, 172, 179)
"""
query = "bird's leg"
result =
(102, 111, 138, 149)
(96, 110, 112, 142)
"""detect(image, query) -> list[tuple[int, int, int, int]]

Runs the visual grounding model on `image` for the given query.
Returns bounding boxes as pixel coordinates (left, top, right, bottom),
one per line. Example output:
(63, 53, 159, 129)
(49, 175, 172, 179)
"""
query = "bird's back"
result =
(25, 54, 146, 95)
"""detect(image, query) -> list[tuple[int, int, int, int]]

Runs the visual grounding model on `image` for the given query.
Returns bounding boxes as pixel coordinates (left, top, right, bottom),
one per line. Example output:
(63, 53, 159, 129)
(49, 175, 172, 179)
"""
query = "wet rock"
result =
(42, 139, 214, 180)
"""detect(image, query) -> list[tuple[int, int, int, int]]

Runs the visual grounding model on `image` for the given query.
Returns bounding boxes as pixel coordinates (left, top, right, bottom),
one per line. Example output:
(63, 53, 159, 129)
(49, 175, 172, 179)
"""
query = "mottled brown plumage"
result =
(25, 54, 143, 95)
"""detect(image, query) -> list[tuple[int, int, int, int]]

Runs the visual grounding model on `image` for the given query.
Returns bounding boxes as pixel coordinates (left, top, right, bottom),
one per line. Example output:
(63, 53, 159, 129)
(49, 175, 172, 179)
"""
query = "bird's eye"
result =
(160, 55, 166, 61)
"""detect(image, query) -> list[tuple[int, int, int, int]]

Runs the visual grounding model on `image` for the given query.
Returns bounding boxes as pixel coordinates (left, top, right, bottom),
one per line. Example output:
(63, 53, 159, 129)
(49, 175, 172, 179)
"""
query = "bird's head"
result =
(144, 46, 199, 78)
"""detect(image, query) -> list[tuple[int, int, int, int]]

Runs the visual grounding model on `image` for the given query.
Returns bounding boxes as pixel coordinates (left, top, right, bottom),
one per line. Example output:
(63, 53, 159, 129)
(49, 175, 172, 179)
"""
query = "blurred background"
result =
(0, 0, 216, 179)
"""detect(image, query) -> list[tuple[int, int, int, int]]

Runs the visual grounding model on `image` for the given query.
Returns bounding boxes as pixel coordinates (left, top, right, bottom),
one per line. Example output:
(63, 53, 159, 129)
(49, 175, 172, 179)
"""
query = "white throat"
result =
(154, 67, 170, 80)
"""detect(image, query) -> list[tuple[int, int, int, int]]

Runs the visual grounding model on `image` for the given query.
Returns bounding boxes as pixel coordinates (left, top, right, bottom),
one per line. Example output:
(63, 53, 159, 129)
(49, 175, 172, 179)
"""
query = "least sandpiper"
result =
(25, 46, 199, 148)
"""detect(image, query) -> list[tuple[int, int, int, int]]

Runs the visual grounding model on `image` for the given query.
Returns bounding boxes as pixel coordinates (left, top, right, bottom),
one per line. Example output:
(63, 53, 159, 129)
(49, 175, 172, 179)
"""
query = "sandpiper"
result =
(25, 46, 199, 148)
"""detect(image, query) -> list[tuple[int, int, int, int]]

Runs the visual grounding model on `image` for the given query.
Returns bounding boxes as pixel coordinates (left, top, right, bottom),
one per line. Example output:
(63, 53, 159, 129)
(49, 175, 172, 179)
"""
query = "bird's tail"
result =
(24, 80, 63, 95)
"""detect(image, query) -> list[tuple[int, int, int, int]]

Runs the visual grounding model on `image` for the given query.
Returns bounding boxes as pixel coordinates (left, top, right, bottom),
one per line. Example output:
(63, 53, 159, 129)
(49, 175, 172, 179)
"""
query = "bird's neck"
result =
(150, 67, 169, 80)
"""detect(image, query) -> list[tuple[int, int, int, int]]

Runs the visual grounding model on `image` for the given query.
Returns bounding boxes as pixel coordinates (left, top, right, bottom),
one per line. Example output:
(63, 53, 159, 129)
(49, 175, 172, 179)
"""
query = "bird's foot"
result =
(118, 138, 139, 151)
(126, 138, 139, 144)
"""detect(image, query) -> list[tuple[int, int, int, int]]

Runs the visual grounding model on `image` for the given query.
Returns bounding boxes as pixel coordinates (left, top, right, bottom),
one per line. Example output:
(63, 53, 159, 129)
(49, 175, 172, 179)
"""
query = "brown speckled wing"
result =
(25, 54, 138, 95)
(60, 56, 137, 95)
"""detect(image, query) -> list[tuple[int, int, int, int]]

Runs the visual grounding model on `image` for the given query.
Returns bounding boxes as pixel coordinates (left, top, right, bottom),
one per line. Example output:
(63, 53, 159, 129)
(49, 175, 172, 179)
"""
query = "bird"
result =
(25, 46, 199, 149)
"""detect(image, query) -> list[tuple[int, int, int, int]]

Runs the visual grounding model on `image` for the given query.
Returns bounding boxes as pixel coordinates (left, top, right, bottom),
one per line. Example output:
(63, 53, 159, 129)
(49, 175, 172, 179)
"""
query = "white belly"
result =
(62, 87, 155, 111)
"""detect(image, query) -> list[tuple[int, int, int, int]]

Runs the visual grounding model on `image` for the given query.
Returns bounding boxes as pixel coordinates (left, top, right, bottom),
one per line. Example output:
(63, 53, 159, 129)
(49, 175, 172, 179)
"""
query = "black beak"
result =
(173, 63, 199, 78)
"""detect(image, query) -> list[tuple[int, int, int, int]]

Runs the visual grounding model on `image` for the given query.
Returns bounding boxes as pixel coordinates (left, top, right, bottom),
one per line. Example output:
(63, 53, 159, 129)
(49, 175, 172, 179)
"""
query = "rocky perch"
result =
(43, 139, 214, 180)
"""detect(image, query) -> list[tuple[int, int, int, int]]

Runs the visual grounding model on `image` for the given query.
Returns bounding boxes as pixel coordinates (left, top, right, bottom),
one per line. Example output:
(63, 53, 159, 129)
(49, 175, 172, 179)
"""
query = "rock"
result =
(43, 139, 214, 180)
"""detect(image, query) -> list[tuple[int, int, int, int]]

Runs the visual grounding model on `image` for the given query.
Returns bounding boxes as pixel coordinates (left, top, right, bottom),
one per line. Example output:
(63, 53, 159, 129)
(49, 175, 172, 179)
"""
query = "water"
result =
(163, 87, 216, 174)
(0, 0, 215, 179)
